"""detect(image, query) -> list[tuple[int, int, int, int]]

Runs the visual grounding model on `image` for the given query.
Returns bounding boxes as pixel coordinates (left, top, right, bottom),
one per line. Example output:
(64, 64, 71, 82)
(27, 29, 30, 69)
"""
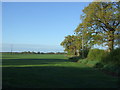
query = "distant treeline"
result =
(2, 51, 66, 54)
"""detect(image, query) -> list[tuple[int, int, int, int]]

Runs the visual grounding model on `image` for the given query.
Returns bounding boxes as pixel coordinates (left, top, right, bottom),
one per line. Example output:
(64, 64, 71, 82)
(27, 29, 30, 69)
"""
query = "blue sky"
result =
(2, 2, 90, 52)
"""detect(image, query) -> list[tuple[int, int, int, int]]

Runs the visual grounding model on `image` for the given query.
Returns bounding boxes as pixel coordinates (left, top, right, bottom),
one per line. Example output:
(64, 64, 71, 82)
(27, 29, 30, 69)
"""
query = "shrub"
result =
(101, 48, 120, 65)
(87, 49, 108, 61)
(69, 56, 81, 62)
(77, 59, 88, 64)
(93, 62, 104, 68)
(94, 48, 120, 76)
(102, 64, 120, 76)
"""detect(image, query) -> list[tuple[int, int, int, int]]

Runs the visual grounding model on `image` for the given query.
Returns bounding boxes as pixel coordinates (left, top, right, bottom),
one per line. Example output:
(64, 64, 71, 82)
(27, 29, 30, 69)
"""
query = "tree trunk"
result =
(108, 31, 114, 52)
(73, 46, 77, 56)
(75, 51, 77, 56)
(77, 50, 80, 56)
(74, 48, 77, 56)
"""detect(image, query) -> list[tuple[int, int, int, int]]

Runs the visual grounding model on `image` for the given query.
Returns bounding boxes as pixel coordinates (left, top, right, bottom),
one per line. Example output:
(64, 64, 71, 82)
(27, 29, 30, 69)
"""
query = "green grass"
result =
(2, 53, 119, 88)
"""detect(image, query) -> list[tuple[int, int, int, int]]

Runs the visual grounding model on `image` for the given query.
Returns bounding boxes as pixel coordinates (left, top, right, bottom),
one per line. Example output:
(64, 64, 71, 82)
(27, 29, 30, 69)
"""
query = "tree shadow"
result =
(2, 59, 70, 65)
(2, 65, 119, 88)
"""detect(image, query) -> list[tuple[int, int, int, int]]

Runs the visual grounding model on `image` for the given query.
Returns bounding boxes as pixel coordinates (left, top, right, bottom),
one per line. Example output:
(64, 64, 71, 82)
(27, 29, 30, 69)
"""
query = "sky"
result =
(2, 2, 90, 52)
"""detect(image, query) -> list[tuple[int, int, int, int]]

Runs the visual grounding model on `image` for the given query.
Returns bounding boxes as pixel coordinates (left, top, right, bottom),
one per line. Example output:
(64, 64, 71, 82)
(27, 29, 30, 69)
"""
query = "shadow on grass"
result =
(2, 65, 119, 88)
(2, 59, 70, 66)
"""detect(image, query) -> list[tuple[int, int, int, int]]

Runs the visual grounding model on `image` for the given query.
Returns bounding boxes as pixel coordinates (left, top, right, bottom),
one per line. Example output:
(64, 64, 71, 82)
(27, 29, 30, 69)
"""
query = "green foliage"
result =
(77, 59, 88, 64)
(92, 48, 120, 76)
(102, 64, 120, 75)
(78, 59, 99, 67)
(67, 49, 89, 62)
(81, 49, 89, 58)
(81, 1, 120, 52)
(93, 62, 104, 68)
(101, 48, 120, 65)
(74, 23, 94, 51)
(69, 56, 81, 62)
(87, 49, 108, 61)
(60, 35, 82, 56)
(60, 1, 120, 77)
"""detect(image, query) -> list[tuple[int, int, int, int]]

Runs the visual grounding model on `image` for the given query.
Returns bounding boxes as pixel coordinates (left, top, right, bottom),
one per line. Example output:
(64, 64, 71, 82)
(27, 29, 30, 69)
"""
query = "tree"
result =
(114, 27, 120, 48)
(81, 1, 120, 52)
(74, 23, 95, 58)
(60, 35, 82, 56)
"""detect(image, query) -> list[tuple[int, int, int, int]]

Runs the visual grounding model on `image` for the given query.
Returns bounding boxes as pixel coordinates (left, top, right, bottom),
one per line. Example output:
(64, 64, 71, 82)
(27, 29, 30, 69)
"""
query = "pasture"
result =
(2, 53, 119, 88)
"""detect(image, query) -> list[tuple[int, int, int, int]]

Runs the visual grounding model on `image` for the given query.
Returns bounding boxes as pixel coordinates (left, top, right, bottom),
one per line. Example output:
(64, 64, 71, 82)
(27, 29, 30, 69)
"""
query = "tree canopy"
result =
(80, 1, 120, 52)
(60, 35, 82, 56)
(61, 1, 120, 57)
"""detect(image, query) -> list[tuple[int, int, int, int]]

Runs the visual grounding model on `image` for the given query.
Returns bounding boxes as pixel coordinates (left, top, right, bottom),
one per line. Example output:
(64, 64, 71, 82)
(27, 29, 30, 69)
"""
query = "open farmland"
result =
(1, 53, 119, 88)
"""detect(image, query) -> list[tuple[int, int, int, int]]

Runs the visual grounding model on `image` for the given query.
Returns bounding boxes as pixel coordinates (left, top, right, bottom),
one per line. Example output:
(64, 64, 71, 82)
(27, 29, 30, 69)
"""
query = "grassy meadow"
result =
(2, 53, 119, 88)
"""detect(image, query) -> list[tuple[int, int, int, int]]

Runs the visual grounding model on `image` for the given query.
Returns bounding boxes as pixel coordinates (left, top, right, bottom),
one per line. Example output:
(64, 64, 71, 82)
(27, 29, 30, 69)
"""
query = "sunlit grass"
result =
(1, 64, 50, 67)
(1, 63, 68, 67)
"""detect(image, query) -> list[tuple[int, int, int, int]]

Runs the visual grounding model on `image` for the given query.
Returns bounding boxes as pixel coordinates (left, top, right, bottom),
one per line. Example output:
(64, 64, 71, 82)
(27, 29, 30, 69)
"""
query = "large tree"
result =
(81, 1, 120, 52)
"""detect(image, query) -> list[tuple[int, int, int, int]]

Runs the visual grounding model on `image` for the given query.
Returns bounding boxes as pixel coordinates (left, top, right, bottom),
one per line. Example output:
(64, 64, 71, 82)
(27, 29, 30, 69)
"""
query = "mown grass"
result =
(2, 53, 119, 88)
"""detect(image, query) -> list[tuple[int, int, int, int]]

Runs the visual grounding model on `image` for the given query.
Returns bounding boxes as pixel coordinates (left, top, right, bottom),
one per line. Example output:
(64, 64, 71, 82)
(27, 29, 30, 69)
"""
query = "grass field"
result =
(2, 53, 119, 88)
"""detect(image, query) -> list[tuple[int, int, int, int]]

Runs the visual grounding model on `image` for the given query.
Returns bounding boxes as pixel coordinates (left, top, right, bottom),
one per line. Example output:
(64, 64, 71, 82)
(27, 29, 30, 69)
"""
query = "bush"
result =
(78, 59, 99, 67)
(93, 48, 120, 76)
(102, 64, 120, 76)
(87, 49, 108, 61)
(77, 59, 88, 64)
(101, 48, 120, 65)
(93, 62, 104, 68)
(69, 56, 81, 62)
